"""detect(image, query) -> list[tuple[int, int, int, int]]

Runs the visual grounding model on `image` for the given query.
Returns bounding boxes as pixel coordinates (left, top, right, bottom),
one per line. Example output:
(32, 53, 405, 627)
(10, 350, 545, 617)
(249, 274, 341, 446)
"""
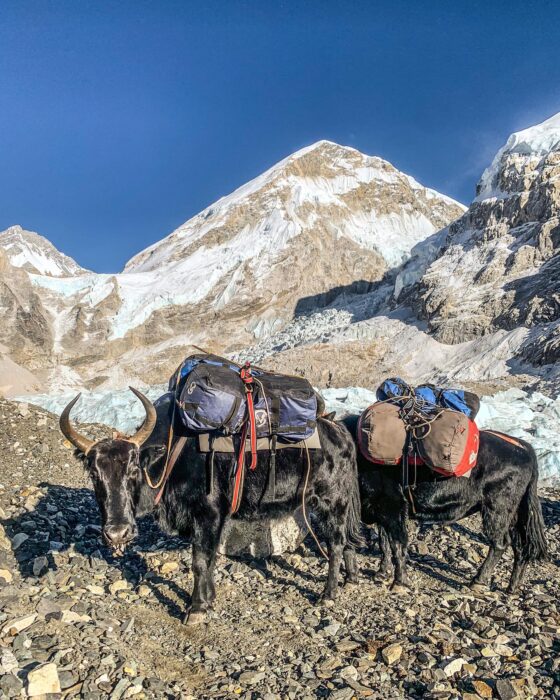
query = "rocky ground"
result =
(0, 398, 559, 699)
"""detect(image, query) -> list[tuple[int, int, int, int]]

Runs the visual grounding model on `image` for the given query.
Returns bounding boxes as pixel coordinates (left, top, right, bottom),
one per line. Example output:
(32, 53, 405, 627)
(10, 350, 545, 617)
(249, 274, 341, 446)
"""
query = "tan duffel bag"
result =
(357, 402, 407, 465)
(416, 409, 480, 477)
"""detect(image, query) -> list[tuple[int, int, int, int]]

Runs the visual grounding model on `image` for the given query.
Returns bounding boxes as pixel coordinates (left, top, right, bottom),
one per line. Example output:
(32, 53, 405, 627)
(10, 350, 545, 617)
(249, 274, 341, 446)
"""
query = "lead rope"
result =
(302, 441, 329, 561)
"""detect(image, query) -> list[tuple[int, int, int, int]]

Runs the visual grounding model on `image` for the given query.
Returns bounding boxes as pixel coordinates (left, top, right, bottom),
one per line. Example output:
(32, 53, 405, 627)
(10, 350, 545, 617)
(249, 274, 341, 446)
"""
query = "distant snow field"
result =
(19, 385, 560, 485)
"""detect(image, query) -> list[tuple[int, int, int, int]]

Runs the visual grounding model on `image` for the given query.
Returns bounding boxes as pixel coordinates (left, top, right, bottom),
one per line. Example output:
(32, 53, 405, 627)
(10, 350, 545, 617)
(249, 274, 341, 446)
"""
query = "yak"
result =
(343, 415, 548, 594)
(60, 388, 363, 625)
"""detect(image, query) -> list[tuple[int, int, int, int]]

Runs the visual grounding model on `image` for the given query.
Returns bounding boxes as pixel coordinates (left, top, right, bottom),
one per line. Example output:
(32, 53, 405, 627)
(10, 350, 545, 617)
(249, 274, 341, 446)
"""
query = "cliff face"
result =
(418, 114, 559, 357)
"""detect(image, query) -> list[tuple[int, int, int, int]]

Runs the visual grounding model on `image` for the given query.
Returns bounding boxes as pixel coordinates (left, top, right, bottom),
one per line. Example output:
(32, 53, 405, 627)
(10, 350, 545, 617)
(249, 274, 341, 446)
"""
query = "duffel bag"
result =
(357, 402, 407, 465)
(177, 361, 247, 434)
(415, 383, 480, 420)
(252, 373, 317, 441)
(416, 409, 480, 477)
(376, 377, 414, 403)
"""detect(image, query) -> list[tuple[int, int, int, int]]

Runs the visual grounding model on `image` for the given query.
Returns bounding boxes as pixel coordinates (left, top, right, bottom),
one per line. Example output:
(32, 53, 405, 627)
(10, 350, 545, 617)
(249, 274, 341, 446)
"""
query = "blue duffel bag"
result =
(170, 354, 318, 440)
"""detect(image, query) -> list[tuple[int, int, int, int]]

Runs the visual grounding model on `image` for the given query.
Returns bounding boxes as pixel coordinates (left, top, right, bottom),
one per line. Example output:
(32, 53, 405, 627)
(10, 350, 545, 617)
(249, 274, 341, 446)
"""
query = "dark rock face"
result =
(418, 140, 560, 354)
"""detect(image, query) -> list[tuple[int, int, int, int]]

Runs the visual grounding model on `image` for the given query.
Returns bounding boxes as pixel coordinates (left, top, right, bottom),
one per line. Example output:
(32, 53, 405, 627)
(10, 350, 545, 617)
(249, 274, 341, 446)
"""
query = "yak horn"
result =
(128, 387, 157, 447)
(59, 393, 95, 455)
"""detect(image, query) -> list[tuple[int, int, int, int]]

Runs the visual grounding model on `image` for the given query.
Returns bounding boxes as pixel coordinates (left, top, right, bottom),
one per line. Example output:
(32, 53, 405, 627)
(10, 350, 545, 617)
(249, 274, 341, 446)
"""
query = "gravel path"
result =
(0, 398, 559, 699)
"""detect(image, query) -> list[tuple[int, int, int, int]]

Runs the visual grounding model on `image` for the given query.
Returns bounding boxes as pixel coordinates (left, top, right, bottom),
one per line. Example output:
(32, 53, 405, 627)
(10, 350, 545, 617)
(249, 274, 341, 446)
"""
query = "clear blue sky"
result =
(1, 1, 559, 272)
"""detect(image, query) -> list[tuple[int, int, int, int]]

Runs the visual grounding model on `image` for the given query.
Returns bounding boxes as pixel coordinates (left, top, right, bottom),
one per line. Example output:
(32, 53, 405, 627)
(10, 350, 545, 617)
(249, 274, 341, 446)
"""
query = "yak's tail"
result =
(512, 446, 548, 562)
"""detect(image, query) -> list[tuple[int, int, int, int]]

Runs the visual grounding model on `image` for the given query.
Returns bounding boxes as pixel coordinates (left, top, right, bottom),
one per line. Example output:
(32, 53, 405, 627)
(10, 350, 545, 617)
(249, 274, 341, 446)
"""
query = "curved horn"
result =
(128, 387, 157, 447)
(59, 394, 95, 455)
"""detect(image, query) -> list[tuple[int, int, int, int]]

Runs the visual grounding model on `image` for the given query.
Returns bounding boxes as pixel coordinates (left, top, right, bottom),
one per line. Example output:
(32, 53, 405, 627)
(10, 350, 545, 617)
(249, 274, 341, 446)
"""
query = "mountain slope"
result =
(2, 140, 463, 393)
(242, 114, 560, 397)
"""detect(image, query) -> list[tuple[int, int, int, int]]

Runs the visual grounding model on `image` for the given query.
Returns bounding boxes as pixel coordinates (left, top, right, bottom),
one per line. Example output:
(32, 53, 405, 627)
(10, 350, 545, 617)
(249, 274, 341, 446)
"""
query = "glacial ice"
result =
(19, 384, 560, 484)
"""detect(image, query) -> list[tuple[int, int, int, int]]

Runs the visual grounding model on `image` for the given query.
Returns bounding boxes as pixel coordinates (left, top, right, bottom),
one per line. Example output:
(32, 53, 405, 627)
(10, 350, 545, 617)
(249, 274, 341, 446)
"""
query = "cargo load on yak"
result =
(169, 353, 320, 444)
(162, 353, 324, 514)
(358, 377, 480, 477)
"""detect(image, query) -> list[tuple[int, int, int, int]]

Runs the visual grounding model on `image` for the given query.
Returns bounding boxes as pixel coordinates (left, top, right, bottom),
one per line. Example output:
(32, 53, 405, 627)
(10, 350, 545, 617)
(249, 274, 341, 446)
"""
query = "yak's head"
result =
(59, 387, 157, 554)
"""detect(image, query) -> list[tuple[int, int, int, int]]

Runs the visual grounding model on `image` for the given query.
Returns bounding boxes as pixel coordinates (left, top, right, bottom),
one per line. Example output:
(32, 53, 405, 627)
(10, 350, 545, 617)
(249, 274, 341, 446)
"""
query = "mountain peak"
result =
(477, 112, 560, 199)
(0, 225, 87, 277)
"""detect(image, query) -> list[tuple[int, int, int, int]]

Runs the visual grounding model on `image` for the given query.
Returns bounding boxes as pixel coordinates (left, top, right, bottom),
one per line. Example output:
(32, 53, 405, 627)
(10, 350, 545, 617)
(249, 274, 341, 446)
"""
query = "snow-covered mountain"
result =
(0, 140, 464, 394)
(0, 225, 87, 277)
(239, 113, 560, 398)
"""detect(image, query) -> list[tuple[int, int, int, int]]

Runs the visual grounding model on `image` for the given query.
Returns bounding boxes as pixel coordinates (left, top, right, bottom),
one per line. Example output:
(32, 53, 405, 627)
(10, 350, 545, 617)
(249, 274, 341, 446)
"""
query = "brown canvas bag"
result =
(357, 402, 407, 465)
(416, 409, 479, 476)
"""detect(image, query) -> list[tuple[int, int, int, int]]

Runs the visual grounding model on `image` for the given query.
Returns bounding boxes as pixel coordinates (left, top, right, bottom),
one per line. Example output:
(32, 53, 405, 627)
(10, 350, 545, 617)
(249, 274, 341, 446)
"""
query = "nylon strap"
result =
(484, 430, 526, 450)
(153, 436, 188, 505)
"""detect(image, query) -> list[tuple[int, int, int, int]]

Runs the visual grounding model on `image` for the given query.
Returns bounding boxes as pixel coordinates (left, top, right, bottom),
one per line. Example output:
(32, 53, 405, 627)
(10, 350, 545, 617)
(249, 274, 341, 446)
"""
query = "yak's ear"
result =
(322, 411, 337, 422)
(140, 444, 167, 471)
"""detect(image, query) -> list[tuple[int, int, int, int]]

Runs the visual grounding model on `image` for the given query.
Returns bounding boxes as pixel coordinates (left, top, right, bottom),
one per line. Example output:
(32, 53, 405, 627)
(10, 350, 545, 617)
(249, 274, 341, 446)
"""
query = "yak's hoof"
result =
(390, 583, 410, 595)
(183, 610, 207, 626)
(345, 577, 359, 587)
(317, 595, 335, 607)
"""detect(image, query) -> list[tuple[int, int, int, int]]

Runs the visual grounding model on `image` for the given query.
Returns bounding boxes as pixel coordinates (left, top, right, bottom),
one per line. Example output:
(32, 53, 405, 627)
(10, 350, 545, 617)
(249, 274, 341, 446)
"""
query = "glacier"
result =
(18, 385, 560, 485)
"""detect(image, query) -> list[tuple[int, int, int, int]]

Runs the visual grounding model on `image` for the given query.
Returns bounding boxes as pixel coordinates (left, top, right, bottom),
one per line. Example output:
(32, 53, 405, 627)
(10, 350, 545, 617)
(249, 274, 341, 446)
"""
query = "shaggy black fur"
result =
(83, 394, 363, 624)
(343, 415, 548, 593)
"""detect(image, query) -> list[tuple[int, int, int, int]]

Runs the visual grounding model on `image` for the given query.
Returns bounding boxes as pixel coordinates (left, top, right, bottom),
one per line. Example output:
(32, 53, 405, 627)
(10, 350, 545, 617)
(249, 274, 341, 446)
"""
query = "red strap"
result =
(231, 422, 247, 514)
(240, 363, 258, 471)
(231, 363, 259, 514)
(245, 390, 258, 471)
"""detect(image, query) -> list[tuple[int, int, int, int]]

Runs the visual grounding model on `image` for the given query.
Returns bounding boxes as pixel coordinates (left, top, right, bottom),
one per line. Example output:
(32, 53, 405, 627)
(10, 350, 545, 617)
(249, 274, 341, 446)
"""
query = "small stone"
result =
(495, 679, 521, 700)
(442, 657, 466, 677)
(27, 662, 61, 696)
(160, 561, 179, 575)
(137, 584, 151, 597)
(322, 622, 341, 637)
(238, 670, 266, 684)
(0, 568, 13, 583)
(59, 610, 92, 624)
(32, 556, 49, 577)
(2, 613, 37, 635)
(495, 643, 514, 657)
(339, 665, 359, 682)
(109, 580, 129, 595)
(1, 649, 19, 673)
(472, 680, 494, 698)
(381, 643, 403, 665)
(17, 403, 30, 417)
(11, 533, 28, 550)
(87, 584, 105, 595)
(111, 678, 131, 699)
(0, 673, 23, 697)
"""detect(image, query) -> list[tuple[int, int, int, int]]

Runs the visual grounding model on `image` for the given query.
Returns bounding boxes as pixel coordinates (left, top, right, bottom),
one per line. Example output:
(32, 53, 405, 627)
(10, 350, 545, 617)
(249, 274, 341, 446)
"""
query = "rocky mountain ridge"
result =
(0, 141, 464, 395)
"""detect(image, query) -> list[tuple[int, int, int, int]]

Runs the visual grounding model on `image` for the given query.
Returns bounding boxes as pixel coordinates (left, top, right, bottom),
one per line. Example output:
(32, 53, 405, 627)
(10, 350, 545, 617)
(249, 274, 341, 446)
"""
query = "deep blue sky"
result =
(1, 1, 559, 272)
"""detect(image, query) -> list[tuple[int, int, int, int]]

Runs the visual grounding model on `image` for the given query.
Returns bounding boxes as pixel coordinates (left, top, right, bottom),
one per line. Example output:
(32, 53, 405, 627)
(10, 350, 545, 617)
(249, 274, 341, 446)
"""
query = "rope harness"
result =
(376, 391, 445, 512)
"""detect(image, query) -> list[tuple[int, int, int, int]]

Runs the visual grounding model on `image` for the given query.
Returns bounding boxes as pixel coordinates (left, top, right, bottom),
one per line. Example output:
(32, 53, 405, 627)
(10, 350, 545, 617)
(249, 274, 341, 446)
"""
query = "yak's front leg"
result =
(185, 515, 223, 625)
(323, 537, 344, 601)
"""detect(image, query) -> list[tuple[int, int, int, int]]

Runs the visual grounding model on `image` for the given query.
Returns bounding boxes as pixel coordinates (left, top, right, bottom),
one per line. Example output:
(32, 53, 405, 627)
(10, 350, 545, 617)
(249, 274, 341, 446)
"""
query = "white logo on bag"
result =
(187, 382, 196, 395)
(255, 409, 267, 428)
